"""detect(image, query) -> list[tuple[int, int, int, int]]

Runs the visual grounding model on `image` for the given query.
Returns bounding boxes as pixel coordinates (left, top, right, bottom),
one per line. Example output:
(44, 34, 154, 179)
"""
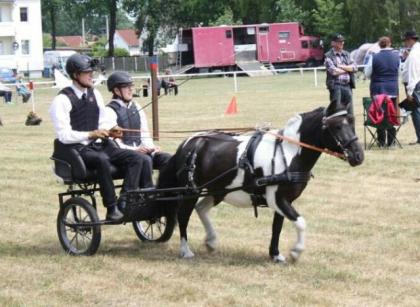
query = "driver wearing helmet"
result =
(49, 54, 146, 221)
(104, 71, 172, 175)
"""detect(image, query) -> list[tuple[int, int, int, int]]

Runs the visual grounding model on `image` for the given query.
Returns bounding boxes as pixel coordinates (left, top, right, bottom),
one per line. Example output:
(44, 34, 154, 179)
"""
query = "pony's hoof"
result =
(272, 254, 287, 265)
(205, 237, 218, 252)
(289, 248, 303, 262)
(180, 250, 195, 259)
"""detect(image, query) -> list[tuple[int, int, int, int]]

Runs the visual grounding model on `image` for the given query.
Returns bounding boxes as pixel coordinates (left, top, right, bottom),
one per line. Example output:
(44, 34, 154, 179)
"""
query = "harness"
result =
(182, 130, 312, 218)
(178, 110, 355, 218)
(238, 130, 312, 217)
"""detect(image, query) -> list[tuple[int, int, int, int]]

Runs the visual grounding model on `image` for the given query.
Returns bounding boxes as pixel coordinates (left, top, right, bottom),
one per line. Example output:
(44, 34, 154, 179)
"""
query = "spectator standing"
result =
(364, 36, 400, 147)
(401, 31, 420, 145)
(324, 34, 357, 115)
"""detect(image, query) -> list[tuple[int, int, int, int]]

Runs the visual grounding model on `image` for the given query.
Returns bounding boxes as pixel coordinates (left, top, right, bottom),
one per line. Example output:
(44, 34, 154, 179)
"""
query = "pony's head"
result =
(322, 100, 364, 166)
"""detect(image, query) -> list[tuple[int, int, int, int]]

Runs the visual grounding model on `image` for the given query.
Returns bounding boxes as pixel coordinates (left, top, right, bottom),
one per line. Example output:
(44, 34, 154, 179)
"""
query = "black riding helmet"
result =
(107, 71, 134, 91)
(66, 54, 99, 80)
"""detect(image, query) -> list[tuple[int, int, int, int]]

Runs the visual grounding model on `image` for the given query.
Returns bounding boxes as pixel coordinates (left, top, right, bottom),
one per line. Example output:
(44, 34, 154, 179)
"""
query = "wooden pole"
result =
(150, 55, 159, 140)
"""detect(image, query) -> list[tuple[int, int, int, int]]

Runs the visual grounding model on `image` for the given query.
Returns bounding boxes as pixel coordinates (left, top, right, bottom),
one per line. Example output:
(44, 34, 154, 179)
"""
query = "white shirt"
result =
(49, 84, 109, 145)
(0, 82, 11, 92)
(104, 98, 155, 149)
(402, 42, 420, 95)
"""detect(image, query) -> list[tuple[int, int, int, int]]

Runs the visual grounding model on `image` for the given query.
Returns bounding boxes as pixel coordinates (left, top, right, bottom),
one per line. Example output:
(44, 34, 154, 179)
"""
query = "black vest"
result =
(325, 49, 356, 90)
(59, 87, 99, 132)
(107, 100, 142, 146)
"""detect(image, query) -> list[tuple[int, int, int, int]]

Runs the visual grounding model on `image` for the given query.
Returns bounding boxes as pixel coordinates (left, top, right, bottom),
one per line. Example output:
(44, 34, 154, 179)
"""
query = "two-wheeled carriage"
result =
(51, 139, 178, 255)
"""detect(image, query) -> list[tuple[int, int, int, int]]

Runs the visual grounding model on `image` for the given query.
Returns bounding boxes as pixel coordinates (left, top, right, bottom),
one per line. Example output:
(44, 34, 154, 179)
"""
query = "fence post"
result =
(314, 68, 318, 87)
(112, 57, 115, 71)
(134, 56, 138, 71)
(234, 72, 238, 93)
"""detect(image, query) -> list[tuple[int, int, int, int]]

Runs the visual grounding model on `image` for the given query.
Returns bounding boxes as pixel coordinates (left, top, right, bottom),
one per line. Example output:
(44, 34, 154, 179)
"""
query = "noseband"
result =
(322, 110, 358, 156)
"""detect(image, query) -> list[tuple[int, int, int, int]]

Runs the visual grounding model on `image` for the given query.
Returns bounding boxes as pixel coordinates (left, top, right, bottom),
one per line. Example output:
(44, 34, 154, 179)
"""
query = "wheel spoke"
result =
(144, 222, 152, 235)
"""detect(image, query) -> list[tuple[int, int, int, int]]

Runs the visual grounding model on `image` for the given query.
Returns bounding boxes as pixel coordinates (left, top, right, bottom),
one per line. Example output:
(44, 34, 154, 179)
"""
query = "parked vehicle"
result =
(175, 22, 324, 73)
(43, 50, 77, 77)
(0, 67, 16, 83)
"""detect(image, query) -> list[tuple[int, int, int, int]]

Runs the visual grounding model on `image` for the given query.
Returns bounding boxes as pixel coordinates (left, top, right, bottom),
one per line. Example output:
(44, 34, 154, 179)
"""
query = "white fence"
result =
(26, 65, 367, 93)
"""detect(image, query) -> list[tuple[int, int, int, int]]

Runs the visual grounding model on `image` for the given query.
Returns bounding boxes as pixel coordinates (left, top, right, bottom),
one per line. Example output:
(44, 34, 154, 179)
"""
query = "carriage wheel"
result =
(57, 197, 101, 255)
(132, 214, 176, 242)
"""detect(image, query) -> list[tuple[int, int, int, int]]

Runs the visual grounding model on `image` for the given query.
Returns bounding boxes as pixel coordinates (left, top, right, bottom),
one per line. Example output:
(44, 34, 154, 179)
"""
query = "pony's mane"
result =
(300, 107, 325, 120)
(297, 107, 325, 146)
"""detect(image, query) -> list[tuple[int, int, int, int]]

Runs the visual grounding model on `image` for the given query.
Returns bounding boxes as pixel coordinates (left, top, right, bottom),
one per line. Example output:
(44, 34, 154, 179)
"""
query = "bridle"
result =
(322, 110, 358, 157)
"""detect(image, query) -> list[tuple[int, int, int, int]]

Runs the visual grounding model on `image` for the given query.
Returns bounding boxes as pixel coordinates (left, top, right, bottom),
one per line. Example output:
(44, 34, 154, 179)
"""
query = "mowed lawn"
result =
(0, 72, 419, 306)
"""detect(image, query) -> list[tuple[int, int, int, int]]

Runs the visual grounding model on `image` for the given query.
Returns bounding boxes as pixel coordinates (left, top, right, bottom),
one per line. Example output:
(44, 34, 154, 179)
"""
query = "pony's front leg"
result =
(276, 198, 306, 262)
(269, 212, 287, 264)
(195, 196, 218, 251)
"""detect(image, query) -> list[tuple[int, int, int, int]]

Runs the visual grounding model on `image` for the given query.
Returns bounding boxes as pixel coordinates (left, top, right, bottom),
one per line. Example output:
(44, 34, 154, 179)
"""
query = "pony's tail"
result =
(157, 154, 178, 189)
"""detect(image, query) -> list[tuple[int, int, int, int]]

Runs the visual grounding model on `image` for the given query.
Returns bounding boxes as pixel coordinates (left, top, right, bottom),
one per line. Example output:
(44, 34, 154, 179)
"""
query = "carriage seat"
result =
(51, 139, 124, 185)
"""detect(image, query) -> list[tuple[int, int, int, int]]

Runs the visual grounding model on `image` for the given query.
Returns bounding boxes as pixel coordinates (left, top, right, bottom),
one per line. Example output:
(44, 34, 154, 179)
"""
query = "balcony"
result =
(0, 22, 15, 37)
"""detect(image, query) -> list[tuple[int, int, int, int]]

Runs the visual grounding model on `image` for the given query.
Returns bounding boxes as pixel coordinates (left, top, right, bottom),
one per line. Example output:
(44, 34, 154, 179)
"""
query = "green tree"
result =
(41, 0, 65, 49)
(228, 0, 279, 24)
(312, 0, 345, 43)
(275, 0, 309, 24)
(210, 7, 241, 26)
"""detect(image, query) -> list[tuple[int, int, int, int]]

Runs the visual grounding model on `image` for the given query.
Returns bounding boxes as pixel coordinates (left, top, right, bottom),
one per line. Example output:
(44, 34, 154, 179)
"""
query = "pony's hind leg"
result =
(178, 198, 198, 259)
(195, 196, 218, 251)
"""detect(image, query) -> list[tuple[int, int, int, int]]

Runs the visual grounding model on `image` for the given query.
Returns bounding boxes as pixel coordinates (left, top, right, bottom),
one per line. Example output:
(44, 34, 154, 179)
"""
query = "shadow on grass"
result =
(0, 239, 288, 268)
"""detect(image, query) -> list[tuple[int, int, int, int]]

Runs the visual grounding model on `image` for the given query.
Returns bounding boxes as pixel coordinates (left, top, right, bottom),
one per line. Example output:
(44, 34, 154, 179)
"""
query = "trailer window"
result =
(247, 27, 255, 35)
(301, 41, 309, 49)
(311, 39, 320, 48)
(225, 30, 232, 39)
(278, 32, 290, 40)
(259, 26, 269, 33)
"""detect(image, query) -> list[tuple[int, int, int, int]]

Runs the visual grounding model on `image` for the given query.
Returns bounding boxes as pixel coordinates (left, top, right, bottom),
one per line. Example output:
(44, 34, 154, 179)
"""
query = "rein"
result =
(115, 108, 352, 161)
(263, 130, 346, 160)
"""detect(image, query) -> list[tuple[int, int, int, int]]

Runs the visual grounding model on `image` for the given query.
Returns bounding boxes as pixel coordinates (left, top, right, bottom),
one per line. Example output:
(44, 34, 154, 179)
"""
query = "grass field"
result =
(0, 72, 419, 306)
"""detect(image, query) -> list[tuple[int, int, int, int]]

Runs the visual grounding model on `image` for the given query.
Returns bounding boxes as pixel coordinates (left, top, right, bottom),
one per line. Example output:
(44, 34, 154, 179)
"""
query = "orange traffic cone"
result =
(224, 96, 238, 115)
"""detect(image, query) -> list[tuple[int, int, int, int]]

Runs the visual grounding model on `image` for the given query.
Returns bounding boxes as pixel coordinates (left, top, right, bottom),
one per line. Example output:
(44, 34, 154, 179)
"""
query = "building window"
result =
(279, 32, 290, 40)
(225, 30, 232, 39)
(21, 40, 30, 55)
(259, 26, 269, 33)
(20, 7, 28, 22)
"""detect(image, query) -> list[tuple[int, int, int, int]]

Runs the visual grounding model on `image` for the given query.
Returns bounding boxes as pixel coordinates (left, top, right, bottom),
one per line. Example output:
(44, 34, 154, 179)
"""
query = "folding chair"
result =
(362, 96, 405, 149)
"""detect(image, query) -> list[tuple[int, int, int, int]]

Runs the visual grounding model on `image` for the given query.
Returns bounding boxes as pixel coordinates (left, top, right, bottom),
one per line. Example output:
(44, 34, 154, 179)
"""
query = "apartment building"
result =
(0, 0, 43, 77)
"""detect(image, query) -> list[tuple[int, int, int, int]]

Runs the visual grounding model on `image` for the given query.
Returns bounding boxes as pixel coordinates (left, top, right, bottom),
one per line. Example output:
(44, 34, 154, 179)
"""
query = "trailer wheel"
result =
(306, 58, 318, 67)
(132, 213, 176, 242)
(57, 197, 101, 255)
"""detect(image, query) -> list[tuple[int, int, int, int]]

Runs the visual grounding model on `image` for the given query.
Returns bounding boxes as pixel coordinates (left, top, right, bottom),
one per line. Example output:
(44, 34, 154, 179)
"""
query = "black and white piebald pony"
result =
(158, 100, 364, 263)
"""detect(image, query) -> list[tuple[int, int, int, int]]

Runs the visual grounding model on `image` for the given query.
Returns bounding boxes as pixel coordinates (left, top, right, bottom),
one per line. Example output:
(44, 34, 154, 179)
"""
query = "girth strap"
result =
(255, 171, 312, 187)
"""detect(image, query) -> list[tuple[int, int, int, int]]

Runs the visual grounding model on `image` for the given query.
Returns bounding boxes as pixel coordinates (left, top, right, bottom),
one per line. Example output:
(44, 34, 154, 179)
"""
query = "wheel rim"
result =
(135, 217, 167, 240)
(60, 204, 94, 254)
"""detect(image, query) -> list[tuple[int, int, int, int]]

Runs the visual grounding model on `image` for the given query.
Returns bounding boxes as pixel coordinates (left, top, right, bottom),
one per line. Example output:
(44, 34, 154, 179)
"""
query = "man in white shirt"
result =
(104, 71, 172, 187)
(49, 54, 145, 221)
(401, 31, 420, 144)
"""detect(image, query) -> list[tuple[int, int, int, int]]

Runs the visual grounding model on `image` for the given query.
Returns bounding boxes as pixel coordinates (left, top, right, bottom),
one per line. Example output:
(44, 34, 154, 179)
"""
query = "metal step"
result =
(236, 60, 275, 77)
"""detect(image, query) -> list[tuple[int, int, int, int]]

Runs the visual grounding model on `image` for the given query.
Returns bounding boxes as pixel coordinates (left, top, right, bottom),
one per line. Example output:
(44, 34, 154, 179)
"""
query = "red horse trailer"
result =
(178, 22, 324, 73)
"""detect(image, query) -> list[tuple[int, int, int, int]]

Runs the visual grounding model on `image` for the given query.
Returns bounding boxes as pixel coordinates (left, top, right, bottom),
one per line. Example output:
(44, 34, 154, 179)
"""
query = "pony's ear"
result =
(326, 98, 345, 115)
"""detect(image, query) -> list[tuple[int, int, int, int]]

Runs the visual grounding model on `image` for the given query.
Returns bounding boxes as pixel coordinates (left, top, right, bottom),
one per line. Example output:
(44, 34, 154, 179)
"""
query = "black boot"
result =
(117, 194, 128, 213)
(106, 205, 124, 221)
